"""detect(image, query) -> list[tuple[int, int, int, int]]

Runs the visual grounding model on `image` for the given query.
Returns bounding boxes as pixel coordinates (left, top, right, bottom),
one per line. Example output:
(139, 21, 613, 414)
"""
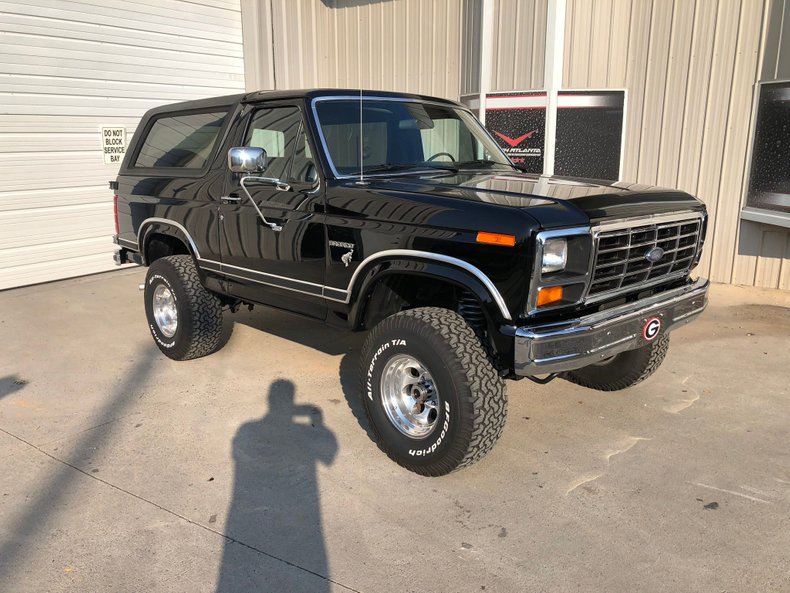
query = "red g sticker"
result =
(642, 317, 661, 341)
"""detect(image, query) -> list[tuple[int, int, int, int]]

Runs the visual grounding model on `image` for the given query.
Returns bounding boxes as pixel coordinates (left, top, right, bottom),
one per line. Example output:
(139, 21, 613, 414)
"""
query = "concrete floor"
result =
(0, 268, 788, 593)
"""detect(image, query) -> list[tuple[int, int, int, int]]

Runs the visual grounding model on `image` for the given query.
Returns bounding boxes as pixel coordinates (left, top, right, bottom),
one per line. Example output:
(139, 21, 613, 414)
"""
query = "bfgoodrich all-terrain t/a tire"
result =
(562, 334, 670, 391)
(144, 255, 226, 361)
(360, 307, 507, 476)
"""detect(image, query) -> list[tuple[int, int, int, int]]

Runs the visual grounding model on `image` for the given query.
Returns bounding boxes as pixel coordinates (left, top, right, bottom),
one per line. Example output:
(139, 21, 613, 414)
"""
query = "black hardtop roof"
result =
(144, 89, 463, 116)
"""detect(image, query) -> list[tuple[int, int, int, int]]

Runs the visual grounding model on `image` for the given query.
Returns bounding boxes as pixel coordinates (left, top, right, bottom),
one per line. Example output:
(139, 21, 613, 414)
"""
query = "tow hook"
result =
(526, 373, 559, 385)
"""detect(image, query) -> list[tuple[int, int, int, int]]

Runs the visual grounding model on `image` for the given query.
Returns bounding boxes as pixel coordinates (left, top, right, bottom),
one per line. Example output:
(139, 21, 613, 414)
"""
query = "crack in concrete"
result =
(0, 425, 365, 593)
(567, 436, 651, 495)
(691, 482, 771, 504)
(566, 472, 605, 495)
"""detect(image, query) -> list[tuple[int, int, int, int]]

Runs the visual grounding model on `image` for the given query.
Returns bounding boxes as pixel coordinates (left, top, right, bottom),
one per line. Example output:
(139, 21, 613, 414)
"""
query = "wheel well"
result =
(144, 233, 190, 264)
(358, 274, 487, 336)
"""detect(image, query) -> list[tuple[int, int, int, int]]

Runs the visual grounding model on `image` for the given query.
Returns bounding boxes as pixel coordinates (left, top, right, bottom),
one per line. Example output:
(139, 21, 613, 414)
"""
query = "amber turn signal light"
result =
(536, 285, 564, 307)
(476, 231, 516, 247)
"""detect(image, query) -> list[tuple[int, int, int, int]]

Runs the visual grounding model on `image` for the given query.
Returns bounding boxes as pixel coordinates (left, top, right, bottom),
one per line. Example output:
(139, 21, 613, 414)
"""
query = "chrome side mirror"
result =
(228, 147, 267, 173)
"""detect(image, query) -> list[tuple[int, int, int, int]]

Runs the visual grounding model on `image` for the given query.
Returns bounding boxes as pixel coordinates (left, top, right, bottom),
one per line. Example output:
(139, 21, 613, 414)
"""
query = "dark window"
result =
(747, 82, 790, 215)
(135, 110, 227, 169)
(554, 91, 625, 181)
(245, 106, 302, 181)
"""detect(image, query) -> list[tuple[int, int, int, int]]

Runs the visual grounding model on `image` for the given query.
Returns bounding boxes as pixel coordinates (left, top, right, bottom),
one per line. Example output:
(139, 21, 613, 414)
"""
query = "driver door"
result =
(219, 103, 326, 318)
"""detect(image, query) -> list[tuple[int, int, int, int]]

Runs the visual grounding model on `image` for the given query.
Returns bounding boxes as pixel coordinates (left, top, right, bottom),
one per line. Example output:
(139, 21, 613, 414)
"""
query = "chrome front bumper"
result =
(514, 278, 709, 376)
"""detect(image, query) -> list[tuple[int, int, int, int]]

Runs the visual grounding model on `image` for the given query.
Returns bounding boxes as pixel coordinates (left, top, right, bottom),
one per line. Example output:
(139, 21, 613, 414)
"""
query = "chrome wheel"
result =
(380, 354, 440, 439)
(152, 284, 178, 338)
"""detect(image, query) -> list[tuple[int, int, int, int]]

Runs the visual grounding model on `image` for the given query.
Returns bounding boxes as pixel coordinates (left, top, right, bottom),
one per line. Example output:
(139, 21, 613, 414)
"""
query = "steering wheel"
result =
(426, 152, 456, 163)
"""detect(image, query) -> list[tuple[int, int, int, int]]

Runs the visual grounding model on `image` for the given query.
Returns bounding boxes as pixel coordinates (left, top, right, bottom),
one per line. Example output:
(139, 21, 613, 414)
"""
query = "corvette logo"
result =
(493, 130, 537, 147)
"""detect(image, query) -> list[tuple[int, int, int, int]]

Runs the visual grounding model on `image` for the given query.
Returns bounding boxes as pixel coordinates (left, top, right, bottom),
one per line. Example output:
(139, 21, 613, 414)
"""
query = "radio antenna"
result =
(359, 88, 364, 182)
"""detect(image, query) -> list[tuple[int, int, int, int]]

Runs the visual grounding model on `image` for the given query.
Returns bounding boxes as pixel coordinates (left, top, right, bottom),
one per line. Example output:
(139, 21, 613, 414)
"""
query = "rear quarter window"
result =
(134, 110, 228, 169)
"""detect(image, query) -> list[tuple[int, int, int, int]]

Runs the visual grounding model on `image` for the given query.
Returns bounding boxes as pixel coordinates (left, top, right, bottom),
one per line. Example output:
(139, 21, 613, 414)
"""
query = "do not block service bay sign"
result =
(101, 126, 126, 165)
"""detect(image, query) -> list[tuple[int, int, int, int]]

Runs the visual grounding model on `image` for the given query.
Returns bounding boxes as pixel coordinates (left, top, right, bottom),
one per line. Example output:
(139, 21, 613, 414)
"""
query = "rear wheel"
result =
(144, 255, 227, 360)
(359, 307, 507, 476)
(562, 334, 670, 391)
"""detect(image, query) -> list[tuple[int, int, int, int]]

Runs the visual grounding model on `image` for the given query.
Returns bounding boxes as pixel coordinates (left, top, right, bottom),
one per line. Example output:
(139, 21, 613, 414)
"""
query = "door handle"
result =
(221, 195, 242, 205)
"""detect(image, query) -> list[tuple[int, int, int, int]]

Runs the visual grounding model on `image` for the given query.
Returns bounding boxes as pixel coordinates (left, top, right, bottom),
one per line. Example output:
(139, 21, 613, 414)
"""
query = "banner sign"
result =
(484, 92, 546, 174)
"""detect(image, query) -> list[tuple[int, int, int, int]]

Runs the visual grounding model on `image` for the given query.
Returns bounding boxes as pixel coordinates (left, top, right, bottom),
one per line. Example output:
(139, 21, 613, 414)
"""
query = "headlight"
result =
(541, 238, 567, 274)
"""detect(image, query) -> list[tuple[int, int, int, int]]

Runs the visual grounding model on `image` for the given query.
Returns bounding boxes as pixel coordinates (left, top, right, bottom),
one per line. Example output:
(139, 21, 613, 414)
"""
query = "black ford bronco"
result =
(113, 89, 709, 476)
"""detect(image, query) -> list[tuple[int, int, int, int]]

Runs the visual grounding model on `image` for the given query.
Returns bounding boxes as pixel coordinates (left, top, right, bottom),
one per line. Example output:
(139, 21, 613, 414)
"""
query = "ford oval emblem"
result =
(645, 247, 665, 263)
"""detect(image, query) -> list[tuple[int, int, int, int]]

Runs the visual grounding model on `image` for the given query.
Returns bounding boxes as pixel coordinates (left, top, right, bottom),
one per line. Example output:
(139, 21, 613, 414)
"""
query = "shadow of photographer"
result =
(216, 379, 338, 592)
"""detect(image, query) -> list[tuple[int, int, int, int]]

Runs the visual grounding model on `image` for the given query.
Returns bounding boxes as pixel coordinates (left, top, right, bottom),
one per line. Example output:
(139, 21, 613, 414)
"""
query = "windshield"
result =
(313, 98, 514, 177)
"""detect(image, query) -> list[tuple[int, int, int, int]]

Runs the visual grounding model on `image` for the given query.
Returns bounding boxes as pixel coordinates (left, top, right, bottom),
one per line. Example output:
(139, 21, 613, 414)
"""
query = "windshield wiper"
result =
(350, 162, 458, 175)
(454, 159, 513, 170)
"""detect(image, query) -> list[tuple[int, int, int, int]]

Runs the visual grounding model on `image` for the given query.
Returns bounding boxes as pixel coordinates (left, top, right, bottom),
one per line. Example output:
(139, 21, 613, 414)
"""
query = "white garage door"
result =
(0, 0, 246, 290)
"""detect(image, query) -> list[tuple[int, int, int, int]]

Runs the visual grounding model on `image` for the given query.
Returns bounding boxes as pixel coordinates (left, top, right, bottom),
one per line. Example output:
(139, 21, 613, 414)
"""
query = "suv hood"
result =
(367, 171, 704, 228)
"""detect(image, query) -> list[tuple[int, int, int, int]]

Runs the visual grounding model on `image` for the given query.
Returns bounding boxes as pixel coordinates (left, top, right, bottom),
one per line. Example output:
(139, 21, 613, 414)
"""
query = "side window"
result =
(245, 107, 301, 181)
(289, 125, 318, 184)
(134, 110, 227, 169)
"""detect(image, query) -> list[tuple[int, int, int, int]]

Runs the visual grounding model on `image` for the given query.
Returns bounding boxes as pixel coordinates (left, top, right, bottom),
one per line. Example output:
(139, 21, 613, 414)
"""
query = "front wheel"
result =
(359, 307, 507, 476)
(562, 334, 670, 391)
(144, 255, 227, 361)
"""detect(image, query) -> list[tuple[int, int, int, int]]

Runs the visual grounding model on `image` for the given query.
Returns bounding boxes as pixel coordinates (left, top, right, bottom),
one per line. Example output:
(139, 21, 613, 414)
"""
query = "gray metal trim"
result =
(137, 217, 202, 260)
(514, 277, 709, 376)
(214, 270, 323, 298)
(740, 206, 790, 229)
(135, 219, 511, 320)
(526, 225, 592, 315)
(335, 249, 512, 321)
(214, 260, 325, 289)
(584, 210, 705, 305)
(591, 210, 703, 233)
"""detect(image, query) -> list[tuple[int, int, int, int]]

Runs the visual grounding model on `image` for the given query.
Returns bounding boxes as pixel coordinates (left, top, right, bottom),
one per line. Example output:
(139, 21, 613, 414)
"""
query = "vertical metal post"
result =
(543, 0, 566, 177)
(479, 0, 494, 125)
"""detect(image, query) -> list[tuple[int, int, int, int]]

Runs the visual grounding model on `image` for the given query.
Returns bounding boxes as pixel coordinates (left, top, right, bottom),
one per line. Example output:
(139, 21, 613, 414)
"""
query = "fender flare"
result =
(345, 250, 513, 327)
(136, 218, 200, 265)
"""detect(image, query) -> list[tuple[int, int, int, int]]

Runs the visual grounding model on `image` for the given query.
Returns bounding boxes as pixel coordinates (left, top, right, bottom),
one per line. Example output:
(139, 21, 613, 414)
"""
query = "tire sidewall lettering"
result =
(365, 336, 454, 459)
(409, 401, 450, 457)
(366, 339, 406, 401)
(146, 272, 179, 349)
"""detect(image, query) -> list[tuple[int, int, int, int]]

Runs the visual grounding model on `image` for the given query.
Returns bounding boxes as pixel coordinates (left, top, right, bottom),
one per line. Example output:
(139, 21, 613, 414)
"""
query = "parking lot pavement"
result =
(0, 268, 788, 593)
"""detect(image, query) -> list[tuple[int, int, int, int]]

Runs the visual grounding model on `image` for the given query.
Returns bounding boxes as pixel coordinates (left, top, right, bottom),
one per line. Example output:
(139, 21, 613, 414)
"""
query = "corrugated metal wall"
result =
(0, 0, 245, 290)
(461, 0, 483, 95)
(459, 0, 546, 96)
(241, 0, 461, 100)
(562, 0, 787, 289)
(490, 0, 547, 91)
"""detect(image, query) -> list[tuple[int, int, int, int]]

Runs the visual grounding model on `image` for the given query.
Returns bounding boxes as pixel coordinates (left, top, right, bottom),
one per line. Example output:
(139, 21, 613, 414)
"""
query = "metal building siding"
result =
(0, 0, 245, 290)
(490, 0, 547, 91)
(461, 0, 483, 95)
(243, 0, 462, 100)
(561, 0, 782, 287)
(491, 0, 548, 91)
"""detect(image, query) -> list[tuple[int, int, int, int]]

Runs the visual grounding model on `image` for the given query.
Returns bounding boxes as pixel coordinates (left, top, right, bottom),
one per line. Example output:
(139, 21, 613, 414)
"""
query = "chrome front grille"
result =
(587, 215, 703, 299)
